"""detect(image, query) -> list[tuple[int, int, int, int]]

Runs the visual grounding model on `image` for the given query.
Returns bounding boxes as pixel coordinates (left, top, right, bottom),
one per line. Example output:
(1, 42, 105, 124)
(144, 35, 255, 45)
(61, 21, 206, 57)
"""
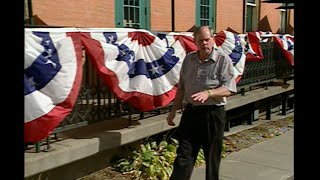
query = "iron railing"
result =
(237, 41, 293, 93)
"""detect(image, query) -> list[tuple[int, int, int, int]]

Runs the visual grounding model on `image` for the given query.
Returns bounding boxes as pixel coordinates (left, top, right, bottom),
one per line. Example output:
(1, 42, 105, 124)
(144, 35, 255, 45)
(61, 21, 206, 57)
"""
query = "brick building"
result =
(25, 0, 294, 34)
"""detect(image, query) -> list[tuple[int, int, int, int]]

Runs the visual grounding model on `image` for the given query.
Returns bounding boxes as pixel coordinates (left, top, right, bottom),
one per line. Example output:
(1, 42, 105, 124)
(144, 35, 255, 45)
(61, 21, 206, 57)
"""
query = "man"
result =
(166, 26, 237, 180)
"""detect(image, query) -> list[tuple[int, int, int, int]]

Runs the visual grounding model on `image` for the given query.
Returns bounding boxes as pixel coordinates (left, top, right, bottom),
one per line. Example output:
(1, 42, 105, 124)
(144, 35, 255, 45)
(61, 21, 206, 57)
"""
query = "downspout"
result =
(171, 0, 175, 32)
(287, 9, 291, 34)
(28, 0, 34, 25)
(285, 2, 288, 33)
(242, 0, 246, 33)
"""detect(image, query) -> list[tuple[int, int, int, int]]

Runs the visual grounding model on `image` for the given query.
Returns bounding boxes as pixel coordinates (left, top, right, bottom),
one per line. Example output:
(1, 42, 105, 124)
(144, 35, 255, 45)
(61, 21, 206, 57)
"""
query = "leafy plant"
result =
(114, 139, 178, 180)
(194, 148, 205, 166)
(113, 135, 219, 179)
(221, 140, 227, 158)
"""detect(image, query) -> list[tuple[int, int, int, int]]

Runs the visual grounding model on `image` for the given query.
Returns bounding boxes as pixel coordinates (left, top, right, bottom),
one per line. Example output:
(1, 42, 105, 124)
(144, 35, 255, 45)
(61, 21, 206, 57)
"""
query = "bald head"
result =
(193, 26, 214, 59)
(193, 26, 213, 41)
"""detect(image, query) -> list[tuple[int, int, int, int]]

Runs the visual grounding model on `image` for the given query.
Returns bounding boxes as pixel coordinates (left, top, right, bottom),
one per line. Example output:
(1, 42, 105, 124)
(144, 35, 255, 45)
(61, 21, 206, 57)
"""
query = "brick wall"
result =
(174, 0, 196, 32)
(260, 3, 282, 33)
(30, 0, 293, 34)
(289, 10, 294, 27)
(289, 10, 294, 34)
(150, 0, 172, 32)
(216, 0, 243, 33)
(32, 0, 115, 27)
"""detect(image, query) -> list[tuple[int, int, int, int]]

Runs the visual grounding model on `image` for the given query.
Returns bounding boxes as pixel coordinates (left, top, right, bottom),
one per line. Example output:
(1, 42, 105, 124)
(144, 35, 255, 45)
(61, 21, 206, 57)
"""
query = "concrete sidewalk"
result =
(191, 124, 294, 180)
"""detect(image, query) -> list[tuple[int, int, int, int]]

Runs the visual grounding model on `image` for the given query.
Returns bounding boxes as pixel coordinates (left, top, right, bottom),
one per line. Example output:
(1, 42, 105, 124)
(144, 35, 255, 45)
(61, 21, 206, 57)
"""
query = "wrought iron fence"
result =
(237, 41, 293, 92)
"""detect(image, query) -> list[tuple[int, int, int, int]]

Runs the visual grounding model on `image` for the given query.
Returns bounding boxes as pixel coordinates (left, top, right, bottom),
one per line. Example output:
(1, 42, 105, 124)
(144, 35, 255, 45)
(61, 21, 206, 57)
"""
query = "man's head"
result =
(193, 26, 214, 57)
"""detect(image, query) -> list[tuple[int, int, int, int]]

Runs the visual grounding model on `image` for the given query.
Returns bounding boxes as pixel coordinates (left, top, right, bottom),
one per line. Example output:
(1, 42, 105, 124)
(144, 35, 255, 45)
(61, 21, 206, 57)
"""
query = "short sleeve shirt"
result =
(178, 48, 237, 106)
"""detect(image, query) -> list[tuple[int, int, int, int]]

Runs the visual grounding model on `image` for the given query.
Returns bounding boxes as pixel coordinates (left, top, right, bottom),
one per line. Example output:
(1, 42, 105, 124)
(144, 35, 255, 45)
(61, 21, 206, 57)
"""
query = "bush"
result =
(113, 133, 225, 180)
(114, 139, 178, 180)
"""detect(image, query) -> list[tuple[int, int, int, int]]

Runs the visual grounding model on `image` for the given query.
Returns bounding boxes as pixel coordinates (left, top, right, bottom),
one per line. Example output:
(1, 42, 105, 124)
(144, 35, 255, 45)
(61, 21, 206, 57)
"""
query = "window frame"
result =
(196, 0, 216, 31)
(245, 0, 258, 32)
(115, 0, 150, 30)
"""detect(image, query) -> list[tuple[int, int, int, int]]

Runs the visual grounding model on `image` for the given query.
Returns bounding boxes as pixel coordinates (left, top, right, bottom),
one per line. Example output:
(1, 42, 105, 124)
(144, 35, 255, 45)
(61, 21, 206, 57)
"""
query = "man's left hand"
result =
(191, 91, 210, 103)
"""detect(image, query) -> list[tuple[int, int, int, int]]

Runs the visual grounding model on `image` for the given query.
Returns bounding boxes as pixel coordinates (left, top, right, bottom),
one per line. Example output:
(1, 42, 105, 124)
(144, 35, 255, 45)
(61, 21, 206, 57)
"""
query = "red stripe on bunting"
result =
(174, 35, 197, 53)
(24, 32, 83, 143)
(213, 31, 226, 47)
(128, 31, 155, 46)
(246, 32, 264, 61)
(273, 36, 294, 66)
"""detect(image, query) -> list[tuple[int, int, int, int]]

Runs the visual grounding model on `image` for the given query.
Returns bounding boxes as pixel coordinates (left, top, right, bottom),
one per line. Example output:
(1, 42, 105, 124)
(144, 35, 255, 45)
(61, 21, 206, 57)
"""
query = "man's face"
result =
(195, 28, 214, 55)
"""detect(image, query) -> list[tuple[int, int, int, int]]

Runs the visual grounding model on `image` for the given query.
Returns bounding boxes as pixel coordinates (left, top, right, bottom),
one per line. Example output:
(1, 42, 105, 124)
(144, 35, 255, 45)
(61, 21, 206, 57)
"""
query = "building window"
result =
(196, 0, 215, 30)
(115, 0, 150, 30)
(246, 0, 258, 32)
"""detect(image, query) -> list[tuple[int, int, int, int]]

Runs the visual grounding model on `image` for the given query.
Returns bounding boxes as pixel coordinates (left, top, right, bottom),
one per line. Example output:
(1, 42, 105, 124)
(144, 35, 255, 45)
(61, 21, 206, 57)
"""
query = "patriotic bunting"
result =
(214, 30, 246, 83)
(80, 28, 181, 112)
(24, 28, 83, 143)
(24, 28, 294, 142)
(273, 34, 294, 66)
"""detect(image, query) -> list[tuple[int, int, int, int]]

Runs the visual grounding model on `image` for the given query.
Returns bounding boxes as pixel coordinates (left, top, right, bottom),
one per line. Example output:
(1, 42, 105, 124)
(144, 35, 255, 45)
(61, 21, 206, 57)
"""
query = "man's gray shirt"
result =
(178, 48, 237, 106)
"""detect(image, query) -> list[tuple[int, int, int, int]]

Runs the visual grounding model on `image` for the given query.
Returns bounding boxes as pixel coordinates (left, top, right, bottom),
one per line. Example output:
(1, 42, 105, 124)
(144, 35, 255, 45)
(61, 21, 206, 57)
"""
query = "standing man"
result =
(167, 26, 237, 180)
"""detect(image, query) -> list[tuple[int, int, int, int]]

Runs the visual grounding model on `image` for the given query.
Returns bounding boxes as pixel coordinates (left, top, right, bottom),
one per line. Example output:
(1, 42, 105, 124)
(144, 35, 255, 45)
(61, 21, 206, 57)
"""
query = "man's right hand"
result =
(166, 112, 176, 126)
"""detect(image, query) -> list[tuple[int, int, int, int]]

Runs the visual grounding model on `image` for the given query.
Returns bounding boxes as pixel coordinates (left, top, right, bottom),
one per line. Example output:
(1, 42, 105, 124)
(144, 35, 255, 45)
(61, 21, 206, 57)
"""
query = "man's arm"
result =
(166, 89, 184, 126)
(191, 86, 232, 103)
(207, 86, 234, 97)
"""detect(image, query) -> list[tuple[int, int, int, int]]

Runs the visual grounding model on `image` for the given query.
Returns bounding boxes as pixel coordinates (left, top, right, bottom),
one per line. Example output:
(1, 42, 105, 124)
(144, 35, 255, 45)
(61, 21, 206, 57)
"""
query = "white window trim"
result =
(247, 3, 256, 7)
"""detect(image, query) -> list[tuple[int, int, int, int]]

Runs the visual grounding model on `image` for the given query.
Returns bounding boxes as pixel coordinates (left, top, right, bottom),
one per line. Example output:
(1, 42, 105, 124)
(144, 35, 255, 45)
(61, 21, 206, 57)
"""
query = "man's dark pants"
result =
(170, 104, 226, 180)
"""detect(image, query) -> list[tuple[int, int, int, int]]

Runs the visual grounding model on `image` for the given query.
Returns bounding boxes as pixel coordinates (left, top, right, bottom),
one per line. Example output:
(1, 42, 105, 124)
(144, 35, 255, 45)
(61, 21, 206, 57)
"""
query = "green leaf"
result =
(142, 151, 154, 160)
(162, 151, 170, 157)
(163, 161, 170, 167)
(151, 141, 157, 149)
(160, 169, 168, 180)
(119, 161, 131, 166)
(145, 143, 151, 150)
(149, 165, 155, 176)
(141, 144, 146, 152)
(117, 158, 127, 162)
(159, 156, 166, 161)
(142, 161, 150, 167)
(159, 141, 168, 147)
(170, 152, 176, 158)
(166, 144, 176, 152)
(165, 166, 173, 176)
(171, 138, 179, 145)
